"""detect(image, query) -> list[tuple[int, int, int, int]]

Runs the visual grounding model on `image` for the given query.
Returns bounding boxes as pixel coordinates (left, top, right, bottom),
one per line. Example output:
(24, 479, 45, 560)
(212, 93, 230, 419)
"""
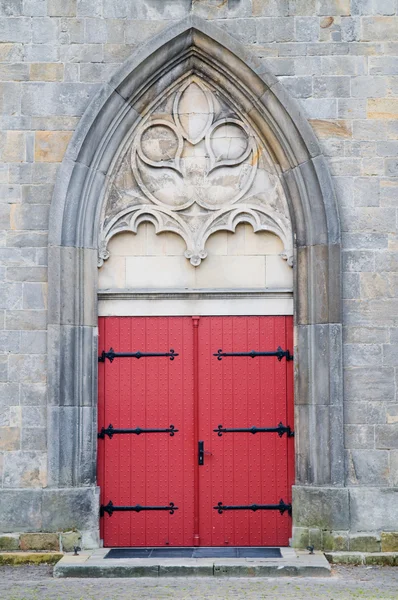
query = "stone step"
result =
(53, 548, 331, 578)
(326, 551, 398, 566)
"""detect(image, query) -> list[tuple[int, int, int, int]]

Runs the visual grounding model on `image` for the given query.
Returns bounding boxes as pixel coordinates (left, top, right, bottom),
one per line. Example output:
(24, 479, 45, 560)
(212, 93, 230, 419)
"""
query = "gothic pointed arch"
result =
(48, 15, 343, 534)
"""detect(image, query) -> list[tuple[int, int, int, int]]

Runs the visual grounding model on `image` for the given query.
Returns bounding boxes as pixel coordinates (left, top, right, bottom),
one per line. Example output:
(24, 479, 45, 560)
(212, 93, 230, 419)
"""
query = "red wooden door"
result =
(197, 317, 294, 547)
(98, 317, 195, 547)
(98, 316, 294, 547)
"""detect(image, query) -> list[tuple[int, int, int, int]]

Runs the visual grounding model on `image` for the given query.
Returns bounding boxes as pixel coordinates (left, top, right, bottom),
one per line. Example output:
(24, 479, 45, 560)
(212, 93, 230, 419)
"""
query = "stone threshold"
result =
(53, 548, 331, 578)
(326, 552, 398, 566)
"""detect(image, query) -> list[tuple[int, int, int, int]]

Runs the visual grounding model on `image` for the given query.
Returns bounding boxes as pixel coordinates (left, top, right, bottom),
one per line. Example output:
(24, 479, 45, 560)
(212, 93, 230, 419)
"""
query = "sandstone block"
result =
(349, 534, 380, 552)
(338, 99, 367, 119)
(1, 131, 25, 163)
(367, 98, 398, 120)
(34, 131, 73, 163)
(323, 531, 349, 551)
(362, 17, 398, 42)
(0, 534, 19, 550)
(20, 533, 59, 551)
(0, 427, 20, 451)
(61, 530, 82, 552)
(10, 204, 49, 230)
(291, 526, 309, 548)
(48, 0, 76, 17)
(3, 450, 47, 487)
(30, 63, 64, 82)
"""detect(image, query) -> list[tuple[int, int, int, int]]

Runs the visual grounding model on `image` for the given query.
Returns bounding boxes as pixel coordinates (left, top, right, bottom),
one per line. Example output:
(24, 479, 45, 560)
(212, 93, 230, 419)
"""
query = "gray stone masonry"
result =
(0, 0, 397, 546)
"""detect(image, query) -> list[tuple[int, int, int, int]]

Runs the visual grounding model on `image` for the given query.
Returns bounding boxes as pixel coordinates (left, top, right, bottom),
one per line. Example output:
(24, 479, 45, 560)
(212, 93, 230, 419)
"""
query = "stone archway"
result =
(47, 15, 343, 543)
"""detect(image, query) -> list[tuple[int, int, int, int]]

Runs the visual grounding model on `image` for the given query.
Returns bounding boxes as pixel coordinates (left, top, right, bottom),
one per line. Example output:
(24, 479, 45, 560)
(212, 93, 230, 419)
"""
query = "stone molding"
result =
(46, 15, 343, 533)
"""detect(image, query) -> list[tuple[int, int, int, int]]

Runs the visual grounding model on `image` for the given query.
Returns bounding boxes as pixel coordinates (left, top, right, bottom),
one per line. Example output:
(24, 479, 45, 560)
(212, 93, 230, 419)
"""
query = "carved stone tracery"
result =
(99, 75, 293, 268)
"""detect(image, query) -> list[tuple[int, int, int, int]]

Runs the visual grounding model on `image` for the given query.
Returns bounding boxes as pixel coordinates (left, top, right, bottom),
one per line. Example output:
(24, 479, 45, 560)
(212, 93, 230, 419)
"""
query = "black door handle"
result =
(198, 441, 204, 465)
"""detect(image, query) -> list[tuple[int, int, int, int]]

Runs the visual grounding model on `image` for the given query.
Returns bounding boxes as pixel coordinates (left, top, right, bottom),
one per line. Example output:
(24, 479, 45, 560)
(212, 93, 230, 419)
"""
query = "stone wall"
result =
(0, 0, 397, 547)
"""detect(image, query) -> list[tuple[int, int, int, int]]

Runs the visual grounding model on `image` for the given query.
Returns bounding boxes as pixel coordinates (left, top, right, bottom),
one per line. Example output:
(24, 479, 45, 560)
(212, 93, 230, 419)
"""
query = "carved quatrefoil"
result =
(99, 76, 293, 267)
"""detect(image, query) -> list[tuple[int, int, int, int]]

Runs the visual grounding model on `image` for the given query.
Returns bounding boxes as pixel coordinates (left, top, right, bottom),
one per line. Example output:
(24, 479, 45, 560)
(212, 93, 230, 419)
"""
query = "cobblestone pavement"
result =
(0, 565, 398, 599)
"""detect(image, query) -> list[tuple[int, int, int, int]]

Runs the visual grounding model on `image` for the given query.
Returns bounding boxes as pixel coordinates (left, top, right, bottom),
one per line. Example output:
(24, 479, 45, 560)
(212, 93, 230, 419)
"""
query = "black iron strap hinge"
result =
(214, 499, 292, 516)
(100, 501, 178, 517)
(98, 347, 178, 363)
(98, 423, 178, 439)
(214, 346, 293, 361)
(214, 422, 294, 438)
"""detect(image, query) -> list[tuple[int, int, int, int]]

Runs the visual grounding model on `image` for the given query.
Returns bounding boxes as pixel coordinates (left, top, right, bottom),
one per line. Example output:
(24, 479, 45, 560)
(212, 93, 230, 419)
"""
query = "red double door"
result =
(98, 316, 294, 547)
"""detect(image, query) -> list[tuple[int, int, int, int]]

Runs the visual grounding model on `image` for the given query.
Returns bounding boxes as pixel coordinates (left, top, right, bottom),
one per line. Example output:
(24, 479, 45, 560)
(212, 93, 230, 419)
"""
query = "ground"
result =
(0, 565, 397, 599)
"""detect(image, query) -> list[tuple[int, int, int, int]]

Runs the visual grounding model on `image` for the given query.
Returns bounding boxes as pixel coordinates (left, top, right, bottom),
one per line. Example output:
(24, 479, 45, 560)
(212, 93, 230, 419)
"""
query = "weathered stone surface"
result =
(61, 531, 82, 552)
(349, 534, 380, 553)
(350, 488, 398, 532)
(20, 533, 60, 551)
(0, 534, 19, 551)
(380, 532, 398, 552)
(41, 488, 100, 531)
(34, 131, 73, 162)
(293, 487, 349, 530)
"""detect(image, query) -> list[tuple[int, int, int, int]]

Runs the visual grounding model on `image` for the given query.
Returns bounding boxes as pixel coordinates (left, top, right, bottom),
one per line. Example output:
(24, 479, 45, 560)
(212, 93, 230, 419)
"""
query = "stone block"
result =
(0, 534, 19, 550)
(349, 534, 380, 552)
(350, 488, 398, 532)
(375, 423, 398, 449)
(381, 532, 398, 552)
(293, 486, 349, 530)
(20, 383, 47, 406)
(84, 18, 107, 44)
(21, 427, 46, 451)
(323, 531, 349, 551)
(20, 332, 47, 355)
(20, 533, 60, 552)
(23, 282, 47, 310)
(291, 526, 309, 548)
(342, 250, 374, 272)
(0, 17, 31, 42)
(32, 17, 58, 44)
(344, 344, 382, 367)
(8, 355, 46, 383)
(0, 427, 20, 451)
(301, 98, 337, 119)
(10, 205, 49, 231)
(345, 449, 390, 485)
(48, 0, 76, 17)
(351, 76, 387, 98)
(7, 267, 47, 282)
(21, 407, 46, 428)
(22, 83, 100, 117)
(338, 99, 367, 119)
(368, 98, 398, 120)
(310, 119, 351, 138)
(3, 451, 47, 487)
(61, 530, 82, 552)
(81, 529, 100, 549)
(24, 0, 46, 16)
(344, 367, 395, 403)
(77, 0, 102, 17)
(295, 16, 319, 42)
(313, 76, 350, 97)
(41, 487, 99, 532)
(344, 425, 375, 450)
(34, 131, 73, 163)
(353, 120, 387, 141)
(362, 17, 398, 42)
(30, 63, 64, 82)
